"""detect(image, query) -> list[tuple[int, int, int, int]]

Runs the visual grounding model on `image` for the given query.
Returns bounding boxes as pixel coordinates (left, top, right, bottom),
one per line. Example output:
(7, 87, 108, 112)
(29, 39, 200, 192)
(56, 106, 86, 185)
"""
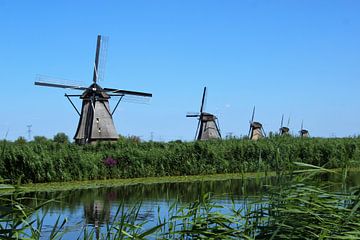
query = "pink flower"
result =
(103, 157, 117, 167)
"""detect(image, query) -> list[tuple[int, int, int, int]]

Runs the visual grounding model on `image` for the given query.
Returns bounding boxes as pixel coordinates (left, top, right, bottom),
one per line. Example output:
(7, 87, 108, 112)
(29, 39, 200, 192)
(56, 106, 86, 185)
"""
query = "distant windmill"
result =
(279, 114, 290, 135)
(35, 35, 152, 144)
(248, 106, 265, 140)
(186, 87, 221, 140)
(299, 121, 309, 138)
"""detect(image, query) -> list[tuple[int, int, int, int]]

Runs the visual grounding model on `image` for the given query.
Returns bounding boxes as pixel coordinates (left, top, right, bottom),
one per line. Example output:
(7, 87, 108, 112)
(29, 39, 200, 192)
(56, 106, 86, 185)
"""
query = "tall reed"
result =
(1, 136, 360, 184)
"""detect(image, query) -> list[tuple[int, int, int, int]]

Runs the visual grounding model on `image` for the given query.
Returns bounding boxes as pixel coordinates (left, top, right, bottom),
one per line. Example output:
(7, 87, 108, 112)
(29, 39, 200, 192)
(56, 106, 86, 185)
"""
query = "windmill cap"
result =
(280, 127, 290, 132)
(201, 112, 217, 121)
(251, 122, 262, 128)
(300, 129, 309, 134)
(81, 83, 110, 99)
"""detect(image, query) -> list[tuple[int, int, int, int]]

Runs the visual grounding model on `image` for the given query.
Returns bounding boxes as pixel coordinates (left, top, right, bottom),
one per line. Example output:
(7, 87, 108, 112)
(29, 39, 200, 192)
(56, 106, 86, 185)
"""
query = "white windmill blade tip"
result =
(36, 74, 85, 87)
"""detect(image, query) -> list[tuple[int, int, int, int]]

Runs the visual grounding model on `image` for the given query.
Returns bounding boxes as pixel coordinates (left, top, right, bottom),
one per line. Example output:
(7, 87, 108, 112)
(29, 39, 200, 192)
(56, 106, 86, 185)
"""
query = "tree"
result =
(53, 132, 70, 144)
(14, 136, 27, 144)
(33, 136, 48, 143)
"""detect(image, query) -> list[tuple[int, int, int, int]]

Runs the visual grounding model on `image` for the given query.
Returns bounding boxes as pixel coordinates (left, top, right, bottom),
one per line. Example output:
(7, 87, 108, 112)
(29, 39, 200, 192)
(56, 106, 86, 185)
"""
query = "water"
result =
(6, 171, 360, 239)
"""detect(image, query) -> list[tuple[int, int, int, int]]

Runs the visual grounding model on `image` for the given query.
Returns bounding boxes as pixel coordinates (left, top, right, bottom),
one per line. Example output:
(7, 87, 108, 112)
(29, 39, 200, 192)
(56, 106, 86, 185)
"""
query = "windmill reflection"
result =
(82, 190, 155, 239)
(83, 194, 111, 239)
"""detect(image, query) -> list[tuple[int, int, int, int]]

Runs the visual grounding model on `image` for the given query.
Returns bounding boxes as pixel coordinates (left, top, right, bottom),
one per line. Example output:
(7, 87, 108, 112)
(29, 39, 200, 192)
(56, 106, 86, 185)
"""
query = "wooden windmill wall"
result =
(300, 129, 309, 138)
(250, 122, 264, 140)
(279, 115, 290, 136)
(279, 127, 290, 135)
(197, 113, 221, 140)
(74, 84, 119, 144)
(299, 121, 309, 138)
(248, 107, 265, 141)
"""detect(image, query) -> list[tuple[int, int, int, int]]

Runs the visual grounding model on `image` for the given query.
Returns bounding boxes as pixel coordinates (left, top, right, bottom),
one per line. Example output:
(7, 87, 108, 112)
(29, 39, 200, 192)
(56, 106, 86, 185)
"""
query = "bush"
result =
(53, 133, 70, 144)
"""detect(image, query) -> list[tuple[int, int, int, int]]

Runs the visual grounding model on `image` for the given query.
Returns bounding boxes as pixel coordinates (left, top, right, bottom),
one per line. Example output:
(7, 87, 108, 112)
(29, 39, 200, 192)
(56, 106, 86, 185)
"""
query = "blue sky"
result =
(0, 0, 359, 141)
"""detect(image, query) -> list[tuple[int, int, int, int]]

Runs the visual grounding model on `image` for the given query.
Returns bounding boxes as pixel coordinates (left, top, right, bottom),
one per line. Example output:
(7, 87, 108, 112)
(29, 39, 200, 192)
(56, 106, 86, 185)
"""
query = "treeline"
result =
(1, 135, 360, 183)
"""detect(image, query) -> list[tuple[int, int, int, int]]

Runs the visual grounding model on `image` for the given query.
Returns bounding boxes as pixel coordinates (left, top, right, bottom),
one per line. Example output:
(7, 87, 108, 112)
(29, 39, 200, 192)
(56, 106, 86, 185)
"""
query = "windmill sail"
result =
(248, 106, 264, 140)
(35, 35, 152, 144)
(279, 114, 290, 135)
(186, 87, 221, 140)
(93, 35, 101, 83)
(299, 121, 309, 138)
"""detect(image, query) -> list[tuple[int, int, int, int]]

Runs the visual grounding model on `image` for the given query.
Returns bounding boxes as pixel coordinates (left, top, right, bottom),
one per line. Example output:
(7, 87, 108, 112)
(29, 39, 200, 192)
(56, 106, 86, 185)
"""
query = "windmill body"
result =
(279, 115, 290, 136)
(187, 87, 221, 141)
(248, 107, 265, 140)
(250, 122, 264, 140)
(279, 126, 290, 135)
(35, 35, 152, 144)
(299, 121, 309, 138)
(300, 129, 309, 138)
(74, 83, 119, 144)
(197, 113, 221, 140)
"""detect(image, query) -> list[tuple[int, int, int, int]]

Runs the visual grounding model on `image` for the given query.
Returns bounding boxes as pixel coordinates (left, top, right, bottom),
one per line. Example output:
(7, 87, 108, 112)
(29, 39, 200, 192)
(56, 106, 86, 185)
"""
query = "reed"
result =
(1, 163, 360, 239)
(1, 135, 360, 183)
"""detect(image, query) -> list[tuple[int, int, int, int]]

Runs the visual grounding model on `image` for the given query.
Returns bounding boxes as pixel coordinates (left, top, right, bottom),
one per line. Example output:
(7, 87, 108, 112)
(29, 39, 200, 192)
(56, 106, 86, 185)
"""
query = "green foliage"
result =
(53, 132, 70, 144)
(14, 136, 27, 144)
(33, 135, 49, 143)
(0, 136, 360, 183)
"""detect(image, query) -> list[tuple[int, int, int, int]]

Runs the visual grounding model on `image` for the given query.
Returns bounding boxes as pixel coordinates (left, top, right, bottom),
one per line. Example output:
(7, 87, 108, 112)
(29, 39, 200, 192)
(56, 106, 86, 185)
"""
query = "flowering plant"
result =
(103, 157, 117, 167)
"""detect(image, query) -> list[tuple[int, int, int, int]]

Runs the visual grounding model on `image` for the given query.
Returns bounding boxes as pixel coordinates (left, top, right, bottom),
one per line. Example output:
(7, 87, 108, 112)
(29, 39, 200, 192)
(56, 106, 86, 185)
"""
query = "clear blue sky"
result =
(1, 0, 359, 141)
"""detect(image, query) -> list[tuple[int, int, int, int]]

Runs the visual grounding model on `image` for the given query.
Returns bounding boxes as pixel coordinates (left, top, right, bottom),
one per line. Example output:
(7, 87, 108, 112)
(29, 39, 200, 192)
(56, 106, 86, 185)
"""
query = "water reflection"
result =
(28, 177, 274, 239)
(4, 171, 360, 239)
(34, 176, 275, 209)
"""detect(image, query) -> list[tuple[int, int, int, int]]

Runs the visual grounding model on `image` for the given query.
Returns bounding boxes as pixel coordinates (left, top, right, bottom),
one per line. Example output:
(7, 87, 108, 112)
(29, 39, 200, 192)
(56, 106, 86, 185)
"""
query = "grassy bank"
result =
(1, 136, 360, 183)
(3, 171, 277, 193)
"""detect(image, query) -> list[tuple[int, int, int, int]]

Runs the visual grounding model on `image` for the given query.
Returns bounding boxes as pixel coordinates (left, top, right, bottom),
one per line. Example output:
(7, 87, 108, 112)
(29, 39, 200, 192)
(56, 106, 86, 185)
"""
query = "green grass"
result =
(1, 135, 360, 183)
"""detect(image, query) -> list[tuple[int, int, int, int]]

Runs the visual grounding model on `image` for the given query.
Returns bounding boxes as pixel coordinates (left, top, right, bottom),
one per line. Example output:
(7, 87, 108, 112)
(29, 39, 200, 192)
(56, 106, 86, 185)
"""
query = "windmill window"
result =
(96, 118, 99, 123)
(98, 127, 101, 133)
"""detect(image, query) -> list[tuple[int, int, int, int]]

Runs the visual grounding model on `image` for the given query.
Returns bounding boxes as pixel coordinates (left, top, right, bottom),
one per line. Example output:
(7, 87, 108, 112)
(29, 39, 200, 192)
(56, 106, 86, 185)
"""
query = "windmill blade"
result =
(35, 81, 87, 90)
(92, 35, 102, 83)
(301, 120, 304, 131)
(248, 124, 252, 138)
(35, 75, 88, 90)
(200, 87, 207, 113)
(250, 106, 256, 123)
(186, 114, 200, 118)
(120, 95, 151, 104)
(195, 118, 201, 140)
(97, 35, 109, 82)
(262, 126, 267, 137)
(280, 114, 284, 128)
(103, 87, 152, 97)
(216, 118, 222, 138)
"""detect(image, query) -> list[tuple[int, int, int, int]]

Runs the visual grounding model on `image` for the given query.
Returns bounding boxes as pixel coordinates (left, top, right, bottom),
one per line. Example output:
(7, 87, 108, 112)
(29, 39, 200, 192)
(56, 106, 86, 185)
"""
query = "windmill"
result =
(186, 87, 221, 140)
(279, 114, 290, 136)
(35, 35, 152, 144)
(248, 106, 265, 140)
(299, 120, 309, 138)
